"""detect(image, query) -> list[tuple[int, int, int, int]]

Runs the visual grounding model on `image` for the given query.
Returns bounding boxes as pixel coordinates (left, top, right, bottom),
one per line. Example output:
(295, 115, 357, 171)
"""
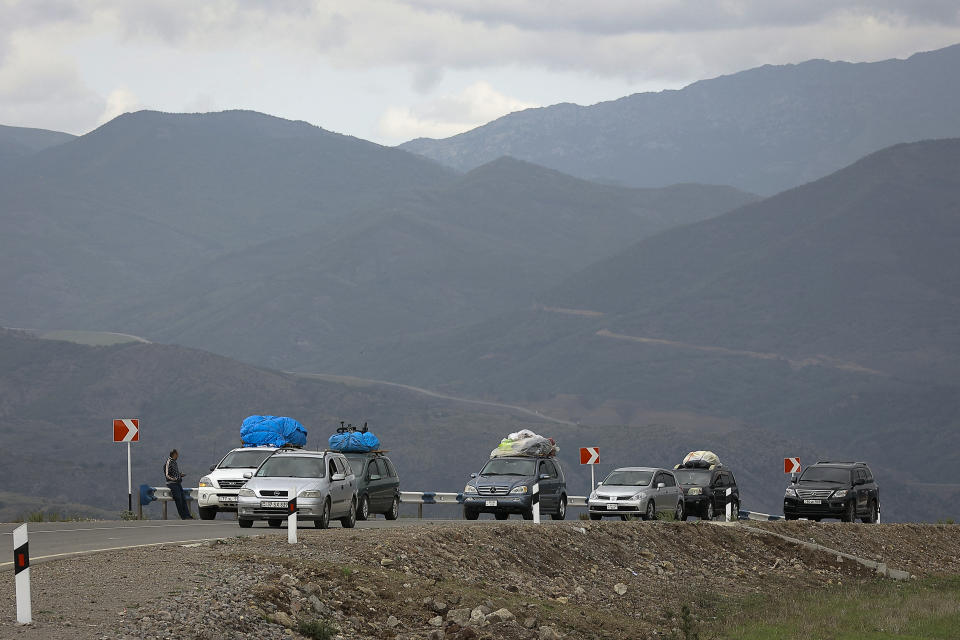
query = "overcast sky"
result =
(2, 1, 959, 145)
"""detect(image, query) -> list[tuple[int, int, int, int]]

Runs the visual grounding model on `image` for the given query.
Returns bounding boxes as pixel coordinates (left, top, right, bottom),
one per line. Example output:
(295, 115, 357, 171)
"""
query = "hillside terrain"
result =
(401, 43, 960, 195)
(0, 328, 956, 523)
(0, 111, 751, 373)
(0, 124, 73, 169)
(2, 521, 959, 639)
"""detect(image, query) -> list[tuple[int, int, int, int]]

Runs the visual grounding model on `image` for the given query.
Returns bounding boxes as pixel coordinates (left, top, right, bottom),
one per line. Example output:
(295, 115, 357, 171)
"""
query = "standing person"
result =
(164, 449, 193, 519)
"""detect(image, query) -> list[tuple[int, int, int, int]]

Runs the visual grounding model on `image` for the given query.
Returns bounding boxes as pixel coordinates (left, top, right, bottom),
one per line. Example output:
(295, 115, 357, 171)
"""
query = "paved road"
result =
(0, 517, 442, 569)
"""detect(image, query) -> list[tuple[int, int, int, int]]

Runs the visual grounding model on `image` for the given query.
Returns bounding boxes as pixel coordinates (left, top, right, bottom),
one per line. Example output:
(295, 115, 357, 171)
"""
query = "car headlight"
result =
(299, 490, 323, 498)
(833, 489, 848, 498)
(785, 487, 798, 497)
(687, 487, 703, 496)
(198, 476, 214, 488)
(589, 491, 598, 500)
(464, 485, 477, 493)
(238, 488, 255, 497)
(510, 486, 529, 494)
(631, 492, 647, 501)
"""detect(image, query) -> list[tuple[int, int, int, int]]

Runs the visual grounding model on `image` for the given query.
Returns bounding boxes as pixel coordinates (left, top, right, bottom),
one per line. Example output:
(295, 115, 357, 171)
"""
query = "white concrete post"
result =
(532, 483, 541, 524)
(288, 493, 297, 544)
(13, 524, 31, 624)
(725, 487, 733, 522)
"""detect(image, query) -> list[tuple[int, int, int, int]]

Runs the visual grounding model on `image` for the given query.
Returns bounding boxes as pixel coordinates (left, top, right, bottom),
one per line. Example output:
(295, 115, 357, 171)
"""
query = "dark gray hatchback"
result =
(462, 456, 567, 520)
(343, 452, 401, 521)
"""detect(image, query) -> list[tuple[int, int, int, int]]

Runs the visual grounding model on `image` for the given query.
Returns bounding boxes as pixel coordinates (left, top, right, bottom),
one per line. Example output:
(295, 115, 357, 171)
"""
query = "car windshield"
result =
(673, 470, 711, 486)
(479, 459, 536, 476)
(799, 467, 851, 484)
(255, 456, 325, 478)
(601, 470, 654, 486)
(218, 449, 275, 469)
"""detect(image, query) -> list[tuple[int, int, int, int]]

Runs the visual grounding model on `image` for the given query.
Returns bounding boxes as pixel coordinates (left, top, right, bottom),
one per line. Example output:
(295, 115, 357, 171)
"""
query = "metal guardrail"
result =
(143, 485, 770, 521)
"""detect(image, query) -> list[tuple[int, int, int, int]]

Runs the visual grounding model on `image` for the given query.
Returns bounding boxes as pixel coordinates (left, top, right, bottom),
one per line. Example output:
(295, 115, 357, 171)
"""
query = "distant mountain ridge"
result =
(400, 43, 960, 195)
(0, 123, 74, 169)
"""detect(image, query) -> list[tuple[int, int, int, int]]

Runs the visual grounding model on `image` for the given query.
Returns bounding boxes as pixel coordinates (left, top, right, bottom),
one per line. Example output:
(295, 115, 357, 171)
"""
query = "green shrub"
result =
(297, 619, 338, 640)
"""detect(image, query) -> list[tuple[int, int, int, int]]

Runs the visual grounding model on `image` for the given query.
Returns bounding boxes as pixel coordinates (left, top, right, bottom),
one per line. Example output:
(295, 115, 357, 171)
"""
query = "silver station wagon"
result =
(588, 467, 684, 521)
(237, 449, 357, 529)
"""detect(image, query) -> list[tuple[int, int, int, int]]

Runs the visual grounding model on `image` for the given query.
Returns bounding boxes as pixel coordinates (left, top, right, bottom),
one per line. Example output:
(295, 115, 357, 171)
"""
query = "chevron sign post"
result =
(784, 457, 801, 474)
(580, 447, 600, 500)
(114, 419, 140, 513)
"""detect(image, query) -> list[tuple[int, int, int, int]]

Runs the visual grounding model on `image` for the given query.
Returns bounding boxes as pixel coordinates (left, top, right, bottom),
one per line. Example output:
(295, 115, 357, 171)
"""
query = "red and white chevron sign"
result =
(784, 457, 801, 474)
(580, 447, 600, 465)
(113, 418, 140, 442)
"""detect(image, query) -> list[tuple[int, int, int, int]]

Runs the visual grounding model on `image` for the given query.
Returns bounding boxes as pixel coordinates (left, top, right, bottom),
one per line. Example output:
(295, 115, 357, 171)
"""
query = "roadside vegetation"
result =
(719, 575, 960, 639)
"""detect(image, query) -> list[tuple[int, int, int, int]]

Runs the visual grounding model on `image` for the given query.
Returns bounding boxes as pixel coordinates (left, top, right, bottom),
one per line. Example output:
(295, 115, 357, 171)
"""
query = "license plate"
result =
(219, 496, 237, 503)
(261, 500, 287, 508)
(606, 503, 618, 510)
(803, 499, 822, 505)
(485, 500, 497, 507)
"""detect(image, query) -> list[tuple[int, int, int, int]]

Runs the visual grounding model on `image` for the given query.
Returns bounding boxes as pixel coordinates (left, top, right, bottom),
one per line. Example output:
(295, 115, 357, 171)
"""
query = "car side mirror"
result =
(657, 482, 666, 489)
(854, 478, 865, 486)
(470, 473, 477, 478)
(790, 473, 798, 483)
(209, 465, 216, 472)
(242, 472, 252, 479)
(332, 472, 345, 481)
(539, 473, 550, 480)
(368, 474, 381, 481)
(596, 482, 603, 488)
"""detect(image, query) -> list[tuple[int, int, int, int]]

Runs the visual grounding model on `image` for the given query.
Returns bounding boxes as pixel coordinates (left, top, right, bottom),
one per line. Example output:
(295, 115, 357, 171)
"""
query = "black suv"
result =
(673, 466, 739, 520)
(343, 452, 401, 521)
(783, 461, 880, 522)
(462, 456, 567, 520)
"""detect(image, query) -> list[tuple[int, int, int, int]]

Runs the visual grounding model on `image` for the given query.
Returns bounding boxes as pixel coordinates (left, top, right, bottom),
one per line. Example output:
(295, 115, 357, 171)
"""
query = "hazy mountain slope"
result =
(401, 44, 960, 195)
(0, 123, 74, 168)
(0, 110, 457, 329)
(107, 158, 754, 371)
(544, 138, 960, 381)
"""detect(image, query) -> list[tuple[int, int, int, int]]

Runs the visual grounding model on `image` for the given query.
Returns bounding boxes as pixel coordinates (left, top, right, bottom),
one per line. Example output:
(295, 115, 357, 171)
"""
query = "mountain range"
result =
(401, 43, 960, 195)
(0, 111, 752, 371)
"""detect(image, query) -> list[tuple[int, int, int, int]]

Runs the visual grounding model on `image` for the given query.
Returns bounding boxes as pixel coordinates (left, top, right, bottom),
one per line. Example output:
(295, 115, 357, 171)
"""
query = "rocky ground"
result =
(2, 521, 959, 640)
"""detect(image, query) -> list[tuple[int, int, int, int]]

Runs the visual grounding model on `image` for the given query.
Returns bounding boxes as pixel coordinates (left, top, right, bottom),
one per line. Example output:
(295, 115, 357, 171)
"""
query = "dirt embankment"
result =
(2, 521, 958, 640)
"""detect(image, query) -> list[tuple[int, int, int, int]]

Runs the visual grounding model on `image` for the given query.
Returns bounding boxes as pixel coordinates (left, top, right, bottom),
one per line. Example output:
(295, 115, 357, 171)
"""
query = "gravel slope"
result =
(1, 521, 958, 640)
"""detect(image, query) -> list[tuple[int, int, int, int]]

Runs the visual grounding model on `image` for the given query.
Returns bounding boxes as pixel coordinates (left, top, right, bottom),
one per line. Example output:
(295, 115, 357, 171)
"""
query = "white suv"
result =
(197, 446, 279, 519)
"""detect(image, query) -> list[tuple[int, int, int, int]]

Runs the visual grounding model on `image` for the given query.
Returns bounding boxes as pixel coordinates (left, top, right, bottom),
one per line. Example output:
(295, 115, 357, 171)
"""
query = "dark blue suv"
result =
(462, 456, 567, 520)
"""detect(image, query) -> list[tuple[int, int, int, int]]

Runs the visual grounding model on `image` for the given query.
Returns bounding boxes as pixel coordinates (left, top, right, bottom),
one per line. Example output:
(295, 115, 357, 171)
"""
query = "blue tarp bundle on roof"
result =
(240, 415, 308, 448)
(328, 431, 380, 453)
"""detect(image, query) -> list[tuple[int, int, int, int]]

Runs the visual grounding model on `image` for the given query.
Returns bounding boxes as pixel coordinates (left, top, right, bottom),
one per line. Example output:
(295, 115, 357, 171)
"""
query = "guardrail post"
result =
(13, 523, 31, 624)
(725, 488, 733, 522)
(162, 501, 168, 520)
(418, 503, 423, 519)
(288, 495, 298, 544)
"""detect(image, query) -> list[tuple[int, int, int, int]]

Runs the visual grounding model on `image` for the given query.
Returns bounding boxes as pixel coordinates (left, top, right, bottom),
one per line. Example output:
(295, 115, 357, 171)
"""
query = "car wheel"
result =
(643, 501, 656, 521)
(268, 519, 282, 528)
(314, 498, 330, 529)
(340, 498, 357, 528)
(589, 513, 602, 521)
(704, 501, 715, 521)
(494, 512, 509, 520)
(731, 500, 740, 521)
(464, 507, 479, 520)
(784, 514, 799, 521)
(384, 496, 400, 521)
(522, 508, 534, 520)
(862, 500, 878, 524)
(675, 501, 684, 521)
(843, 500, 857, 523)
(238, 518, 253, 528)
(551, 496, 567, 520)
(198, 506, 217, 520)
(357, 494, 370, 521)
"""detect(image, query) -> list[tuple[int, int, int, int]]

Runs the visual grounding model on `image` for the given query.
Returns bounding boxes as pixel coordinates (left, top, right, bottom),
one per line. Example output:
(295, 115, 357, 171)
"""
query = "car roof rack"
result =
(816, 460, 869, 465)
